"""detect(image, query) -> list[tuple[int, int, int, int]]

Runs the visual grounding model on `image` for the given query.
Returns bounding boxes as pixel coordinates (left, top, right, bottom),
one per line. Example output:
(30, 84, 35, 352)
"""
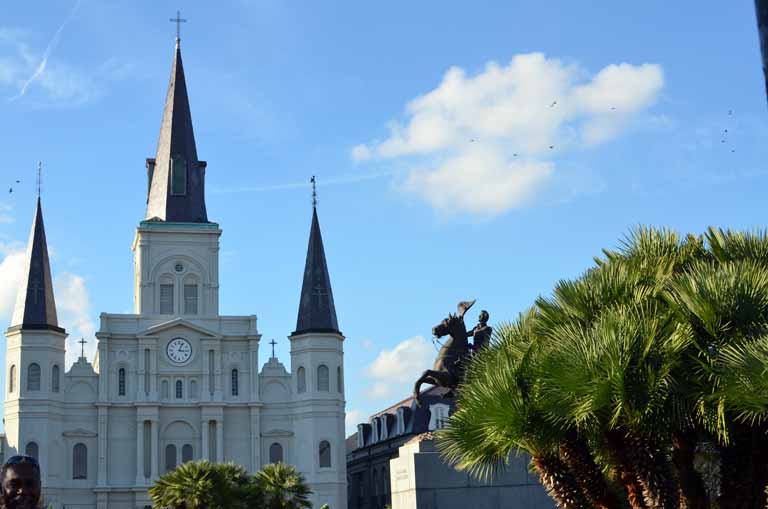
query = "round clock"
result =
(167, 337, 192, 364)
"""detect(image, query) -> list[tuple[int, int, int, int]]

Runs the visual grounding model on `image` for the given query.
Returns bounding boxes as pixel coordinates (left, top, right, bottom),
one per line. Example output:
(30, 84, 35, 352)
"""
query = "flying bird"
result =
(610, 106, 617, 110)
(513, 153, 518, 157)
(8, 188, 12, 194)
(549, 145, 555, 149)
(550, 100, 557, 107)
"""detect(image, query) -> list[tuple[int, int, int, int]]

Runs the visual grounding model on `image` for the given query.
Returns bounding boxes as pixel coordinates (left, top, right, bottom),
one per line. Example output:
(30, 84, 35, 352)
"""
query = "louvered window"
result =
(176, 380, 183, 399)
(317, 364, 329, 392)
(118, 368, 126, 396)
(184, 284, 198, 315)
(52, 365, 60, 393)
(27, 363, 40, 391)
(171, 158, 187, 196)
(297, 367, 306, 393)
(160, 284, 174, 314)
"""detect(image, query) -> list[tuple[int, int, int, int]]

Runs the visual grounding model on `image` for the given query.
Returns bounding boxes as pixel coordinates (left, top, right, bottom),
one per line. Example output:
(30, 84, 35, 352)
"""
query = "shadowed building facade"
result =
(3, 38, 347, 509)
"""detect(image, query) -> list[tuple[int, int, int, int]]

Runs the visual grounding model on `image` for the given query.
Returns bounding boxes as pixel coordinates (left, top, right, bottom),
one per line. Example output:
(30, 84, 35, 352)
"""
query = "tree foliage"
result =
(149, 460, 313, 509)
(438, 226, 768, 509)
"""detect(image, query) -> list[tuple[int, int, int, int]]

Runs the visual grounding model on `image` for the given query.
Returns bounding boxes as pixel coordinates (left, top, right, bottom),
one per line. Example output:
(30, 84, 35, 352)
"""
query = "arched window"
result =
(337, 366, 343, 393)
(231, 369, 239, 396)
(319, 440, 331, 468)
(118, 368, 126, 396)
(269, 443, 283, 463)
(25, 442, 38, 460)
(73, 443, 87, 479)
(9, 365, 16, 393)
(27, 363, 40, 391)
(161, 380, 169, 399)
(159, 275, 174, 314)
(52, 365, 60, 393)
(317, 364, 329, 392)
(165, 444, 177, 472)
(184, 275, 199, 315)
(175, 380, 183, 399)
(182, 444, 193, 463)
(297, 367, 306, 393)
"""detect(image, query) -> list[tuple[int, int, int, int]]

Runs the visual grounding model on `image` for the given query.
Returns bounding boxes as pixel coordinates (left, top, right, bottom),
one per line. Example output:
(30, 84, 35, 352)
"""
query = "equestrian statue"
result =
(413, 299, 492, 406)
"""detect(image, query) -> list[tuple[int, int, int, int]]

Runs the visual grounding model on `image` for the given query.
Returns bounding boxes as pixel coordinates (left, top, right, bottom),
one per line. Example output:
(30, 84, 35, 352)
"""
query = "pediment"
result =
(138, 318, 221, 339)
(62, 428, 97, 438)
(262, 429, 293, 437)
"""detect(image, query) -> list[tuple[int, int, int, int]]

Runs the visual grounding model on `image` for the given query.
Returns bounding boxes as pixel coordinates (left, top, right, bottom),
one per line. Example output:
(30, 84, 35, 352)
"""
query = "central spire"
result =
(145, 39, 208, 223)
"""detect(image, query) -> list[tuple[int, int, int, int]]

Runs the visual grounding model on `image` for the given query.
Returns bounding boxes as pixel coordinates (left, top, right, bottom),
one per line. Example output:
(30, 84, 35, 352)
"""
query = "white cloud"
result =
(0, 19, 130, 107)
(345, 409, 363, 437)
(0, 243, 26, 324)
(364, 335, 434, 400)
(0, 243, 96, 367)
(353, 53, 664, 216)
(54, 273, 97, 366)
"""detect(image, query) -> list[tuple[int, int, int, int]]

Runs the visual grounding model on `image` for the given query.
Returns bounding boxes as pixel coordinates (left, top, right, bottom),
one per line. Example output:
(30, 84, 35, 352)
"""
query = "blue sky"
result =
(0, 1, 766, 435)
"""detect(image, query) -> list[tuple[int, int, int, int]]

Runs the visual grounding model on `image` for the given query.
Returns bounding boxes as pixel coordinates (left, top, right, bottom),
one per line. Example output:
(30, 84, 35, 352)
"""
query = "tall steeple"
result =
(10, 197, 62, 332)
(145, 39, 208, 223)
(293, 180, 340, 335)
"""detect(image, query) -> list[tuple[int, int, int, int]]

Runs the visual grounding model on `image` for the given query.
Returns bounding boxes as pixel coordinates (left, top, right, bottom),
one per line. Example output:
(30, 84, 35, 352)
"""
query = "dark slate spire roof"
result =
(10, 198, 63, 332)
(293, 207, 340, 335)
(145, 40, 208, 223)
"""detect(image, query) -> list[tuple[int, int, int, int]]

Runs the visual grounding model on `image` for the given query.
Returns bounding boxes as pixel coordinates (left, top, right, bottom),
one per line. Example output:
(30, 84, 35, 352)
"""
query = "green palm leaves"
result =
(149, 461, 312, 509)
(438, 227, 768, 509)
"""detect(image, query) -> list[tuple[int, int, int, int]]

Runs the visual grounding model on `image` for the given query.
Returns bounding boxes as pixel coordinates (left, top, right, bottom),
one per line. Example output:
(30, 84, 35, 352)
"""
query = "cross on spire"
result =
(170, 10, 187, 42)
(36, 161, 42, 198)
(269, 339, 277, 358)
(78, 337, 87, 359)
(310, 176, 317, 209)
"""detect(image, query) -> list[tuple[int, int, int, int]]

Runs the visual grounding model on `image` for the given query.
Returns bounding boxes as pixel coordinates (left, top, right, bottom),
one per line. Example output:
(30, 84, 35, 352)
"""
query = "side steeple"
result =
(145, 39, 208, 223)
(293, 179, 340, 335)
(10, 197, 63, 332)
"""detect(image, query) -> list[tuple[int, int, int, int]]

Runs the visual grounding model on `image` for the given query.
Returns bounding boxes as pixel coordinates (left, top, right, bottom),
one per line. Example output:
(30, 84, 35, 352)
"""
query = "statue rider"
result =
(467, 310, 492, 352)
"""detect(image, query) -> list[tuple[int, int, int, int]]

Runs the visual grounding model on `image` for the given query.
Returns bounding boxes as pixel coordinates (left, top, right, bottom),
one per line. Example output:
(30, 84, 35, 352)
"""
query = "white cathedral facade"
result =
(2, 38, 347, 509)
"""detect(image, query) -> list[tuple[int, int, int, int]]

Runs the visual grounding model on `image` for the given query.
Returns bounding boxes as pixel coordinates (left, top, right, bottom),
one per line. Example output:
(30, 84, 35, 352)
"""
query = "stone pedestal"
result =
(389, 436, 555, 509)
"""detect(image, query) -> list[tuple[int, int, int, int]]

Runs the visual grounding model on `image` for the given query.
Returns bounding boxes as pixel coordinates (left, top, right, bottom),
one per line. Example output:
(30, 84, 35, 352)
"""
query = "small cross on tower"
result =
(310, 176, 317, 208)
(269, 339, 277, 359)
(170, 10, 187, 42)
(36, 161, 42, 198)
(78, 337, 87, 359)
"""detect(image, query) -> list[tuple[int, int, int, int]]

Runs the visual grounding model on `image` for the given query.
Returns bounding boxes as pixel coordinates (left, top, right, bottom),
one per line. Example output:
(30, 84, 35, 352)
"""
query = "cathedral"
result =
(2, 37, 347, 509)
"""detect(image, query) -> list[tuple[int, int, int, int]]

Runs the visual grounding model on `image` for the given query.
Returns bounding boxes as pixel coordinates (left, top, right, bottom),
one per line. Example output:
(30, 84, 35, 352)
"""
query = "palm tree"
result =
(256, 462, 313, 509)
(438, 311, 595, 509)
(149, 460, 260, 509)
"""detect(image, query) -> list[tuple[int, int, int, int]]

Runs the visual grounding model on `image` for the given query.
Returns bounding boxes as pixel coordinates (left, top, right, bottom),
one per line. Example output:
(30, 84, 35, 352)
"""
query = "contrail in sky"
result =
(9, 0, 82, 101)
(211, 169, 404, 194)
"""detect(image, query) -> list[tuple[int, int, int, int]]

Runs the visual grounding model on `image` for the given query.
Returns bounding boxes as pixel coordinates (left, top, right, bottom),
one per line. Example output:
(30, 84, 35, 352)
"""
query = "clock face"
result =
(167, 337, 192, 364)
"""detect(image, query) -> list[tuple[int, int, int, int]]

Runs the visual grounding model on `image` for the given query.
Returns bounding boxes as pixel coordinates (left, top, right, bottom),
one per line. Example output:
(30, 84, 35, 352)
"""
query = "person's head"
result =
(1, 456, 41, 509)
(479, 310, 489, 324)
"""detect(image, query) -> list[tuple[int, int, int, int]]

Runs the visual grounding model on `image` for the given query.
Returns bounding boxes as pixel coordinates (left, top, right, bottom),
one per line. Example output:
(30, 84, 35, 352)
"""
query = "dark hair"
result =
(1, 456, 40, 476)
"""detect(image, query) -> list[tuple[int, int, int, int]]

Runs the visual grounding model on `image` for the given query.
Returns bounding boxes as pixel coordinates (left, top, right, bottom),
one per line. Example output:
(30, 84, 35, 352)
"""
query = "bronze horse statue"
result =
(413, 300, 475, 406)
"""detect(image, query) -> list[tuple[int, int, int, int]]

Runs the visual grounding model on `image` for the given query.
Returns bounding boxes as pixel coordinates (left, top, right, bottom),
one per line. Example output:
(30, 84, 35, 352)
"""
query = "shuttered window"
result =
(184, 284, 198, 315)
(317, 365, 329, 392)
(73, 443, 87, 479)
(28, 363, 40, 391)
(160, 284, 174, 314)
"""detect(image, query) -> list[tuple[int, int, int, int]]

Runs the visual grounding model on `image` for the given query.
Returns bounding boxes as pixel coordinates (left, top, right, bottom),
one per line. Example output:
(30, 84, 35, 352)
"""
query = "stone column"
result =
(137, 346, 146, 401)
(135, 420, 144, 484)
(150, 345, 158, 400)
(216, 418, 224, 462)
(249, 406, 261, 472)
(201, 420, 209, 461)
(97, 405, 108, 486)
(151, 419, 159, 480)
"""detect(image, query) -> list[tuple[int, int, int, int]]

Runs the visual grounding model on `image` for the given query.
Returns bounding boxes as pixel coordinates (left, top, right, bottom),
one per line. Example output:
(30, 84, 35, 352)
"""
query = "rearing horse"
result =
(413, 300, 474, 406)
